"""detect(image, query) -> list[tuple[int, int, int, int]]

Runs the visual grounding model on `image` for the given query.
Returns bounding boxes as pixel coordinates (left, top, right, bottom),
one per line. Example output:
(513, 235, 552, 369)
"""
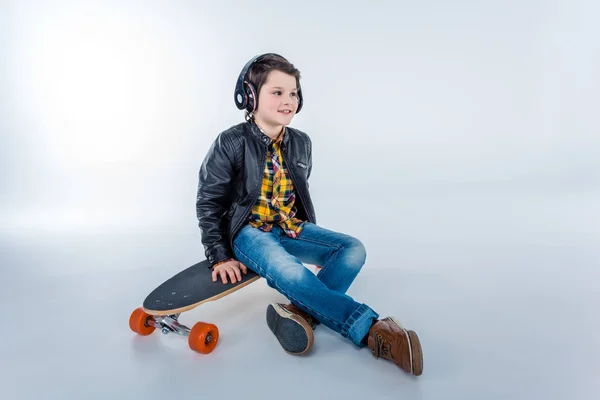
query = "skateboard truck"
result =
(148, 314, 185, 335)
(145, 314, 215, 345)
(129, 307, 219, 354)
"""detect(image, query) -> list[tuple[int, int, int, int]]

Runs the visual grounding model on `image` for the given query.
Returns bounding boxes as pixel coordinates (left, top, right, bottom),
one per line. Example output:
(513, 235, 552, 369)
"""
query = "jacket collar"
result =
(247, 120, 290, 147)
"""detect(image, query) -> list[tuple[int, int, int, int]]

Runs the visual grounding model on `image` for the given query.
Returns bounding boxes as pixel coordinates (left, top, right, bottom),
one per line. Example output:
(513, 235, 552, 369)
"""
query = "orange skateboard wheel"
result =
(129, 307, 156, 336)
(188, 322, 219, 354)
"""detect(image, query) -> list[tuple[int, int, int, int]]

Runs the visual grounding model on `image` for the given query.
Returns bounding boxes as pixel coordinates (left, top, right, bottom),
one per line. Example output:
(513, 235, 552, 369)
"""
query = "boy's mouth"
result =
(278, 110, 291, 114)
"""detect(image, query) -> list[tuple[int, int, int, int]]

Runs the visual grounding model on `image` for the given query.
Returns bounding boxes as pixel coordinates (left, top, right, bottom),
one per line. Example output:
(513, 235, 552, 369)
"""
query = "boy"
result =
(196, 53, 423, 375)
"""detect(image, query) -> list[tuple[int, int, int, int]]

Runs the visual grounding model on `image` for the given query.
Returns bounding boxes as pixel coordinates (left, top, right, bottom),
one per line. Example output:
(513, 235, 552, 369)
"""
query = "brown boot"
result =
(266, 303, 316, 355)
(367, 317, 423, 376)
(280, 303, 319, 329)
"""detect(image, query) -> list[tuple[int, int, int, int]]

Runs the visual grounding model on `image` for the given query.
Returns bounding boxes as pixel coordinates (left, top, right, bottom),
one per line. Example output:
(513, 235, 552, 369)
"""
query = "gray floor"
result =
(1, 184, 599, 399)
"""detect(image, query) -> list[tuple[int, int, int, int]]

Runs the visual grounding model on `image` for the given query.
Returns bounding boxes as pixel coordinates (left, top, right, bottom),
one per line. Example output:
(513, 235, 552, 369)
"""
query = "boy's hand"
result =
(212, 259, 248, 284)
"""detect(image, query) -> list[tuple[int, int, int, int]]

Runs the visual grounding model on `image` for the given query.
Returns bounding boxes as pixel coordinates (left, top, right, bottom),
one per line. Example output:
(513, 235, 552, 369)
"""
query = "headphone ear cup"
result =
(245, 82, 258, 113)
(234, 87, 247, 110)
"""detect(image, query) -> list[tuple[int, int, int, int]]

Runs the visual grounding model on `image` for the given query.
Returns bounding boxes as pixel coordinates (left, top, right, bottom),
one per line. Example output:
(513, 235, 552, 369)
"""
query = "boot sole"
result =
(407, 330, 423, 376)
(266, 304, 314, 355)
(390, 317, 423, 376)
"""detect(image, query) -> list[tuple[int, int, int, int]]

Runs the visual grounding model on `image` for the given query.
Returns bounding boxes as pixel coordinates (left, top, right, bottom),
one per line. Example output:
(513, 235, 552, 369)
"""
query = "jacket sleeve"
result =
(196, 133, 236, 267)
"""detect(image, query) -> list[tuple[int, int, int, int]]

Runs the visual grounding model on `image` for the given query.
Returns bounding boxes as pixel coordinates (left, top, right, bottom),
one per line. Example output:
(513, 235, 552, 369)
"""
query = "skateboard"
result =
(129, 259, 261, 354)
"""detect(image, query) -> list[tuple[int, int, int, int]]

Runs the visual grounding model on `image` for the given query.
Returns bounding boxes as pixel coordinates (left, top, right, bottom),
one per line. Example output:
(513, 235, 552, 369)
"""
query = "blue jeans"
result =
(232, 222, 379, 347)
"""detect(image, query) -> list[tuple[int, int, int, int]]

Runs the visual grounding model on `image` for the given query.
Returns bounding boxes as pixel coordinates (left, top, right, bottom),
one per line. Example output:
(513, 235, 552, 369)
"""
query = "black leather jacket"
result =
(196, 120, 317, 268)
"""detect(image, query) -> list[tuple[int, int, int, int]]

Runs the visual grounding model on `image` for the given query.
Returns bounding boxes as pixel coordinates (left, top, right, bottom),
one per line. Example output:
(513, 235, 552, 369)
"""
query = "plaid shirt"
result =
(248, 128, 305, 238)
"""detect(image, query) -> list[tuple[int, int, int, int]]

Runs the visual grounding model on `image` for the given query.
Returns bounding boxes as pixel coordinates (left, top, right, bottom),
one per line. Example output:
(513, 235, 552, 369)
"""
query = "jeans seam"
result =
(344, 304, 368, 330)
(233, 243, 266, 277)
(289, 228, 344, 282)
(295, 234, 344, 249)
(315, 245, 341, 282)
(343, 304, 374, 343)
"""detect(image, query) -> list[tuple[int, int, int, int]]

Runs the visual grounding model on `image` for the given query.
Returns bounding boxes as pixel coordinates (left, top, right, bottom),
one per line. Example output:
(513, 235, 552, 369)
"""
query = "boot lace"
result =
(373, 333, 392, 359)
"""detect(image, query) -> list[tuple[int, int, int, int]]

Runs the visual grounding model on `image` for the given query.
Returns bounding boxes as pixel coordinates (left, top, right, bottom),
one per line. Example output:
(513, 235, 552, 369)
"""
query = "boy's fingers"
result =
(220, 270, 228, 284)
(227, 268, 237, 284)
(240, 264, 248, 274)
(235, 267, 242, 281)
(212, 269, 217, 282)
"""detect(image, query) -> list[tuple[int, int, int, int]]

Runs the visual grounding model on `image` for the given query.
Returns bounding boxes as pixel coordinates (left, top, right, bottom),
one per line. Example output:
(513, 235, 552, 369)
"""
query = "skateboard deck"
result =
(143, 259, 260, 315)
(129, 259, 261, 354)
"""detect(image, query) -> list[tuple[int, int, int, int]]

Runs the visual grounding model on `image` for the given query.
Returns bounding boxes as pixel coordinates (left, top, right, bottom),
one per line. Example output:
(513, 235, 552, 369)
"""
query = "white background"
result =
(1, 0, 599, 399)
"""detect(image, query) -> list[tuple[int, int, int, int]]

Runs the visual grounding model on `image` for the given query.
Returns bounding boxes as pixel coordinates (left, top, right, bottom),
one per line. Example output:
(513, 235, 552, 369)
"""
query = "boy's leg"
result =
(233, 223, 424, 375)
(279, 222, 366, 294)
(232, 224, 379, 348)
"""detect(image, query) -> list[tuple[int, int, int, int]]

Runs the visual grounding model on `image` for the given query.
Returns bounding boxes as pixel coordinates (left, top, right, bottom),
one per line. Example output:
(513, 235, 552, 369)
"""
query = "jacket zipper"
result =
(282, 146, 314, 224)
(229, 146, 268, 247)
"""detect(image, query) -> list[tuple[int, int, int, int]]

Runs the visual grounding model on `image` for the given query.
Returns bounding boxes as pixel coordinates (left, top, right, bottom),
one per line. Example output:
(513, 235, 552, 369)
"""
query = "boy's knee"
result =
(282, 264, 313, 283)
(345, 237, 367, 266)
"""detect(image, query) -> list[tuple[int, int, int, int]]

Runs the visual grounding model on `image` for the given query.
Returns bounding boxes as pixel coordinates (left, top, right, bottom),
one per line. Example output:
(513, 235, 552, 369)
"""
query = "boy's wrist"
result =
(212, 258, 234, 268)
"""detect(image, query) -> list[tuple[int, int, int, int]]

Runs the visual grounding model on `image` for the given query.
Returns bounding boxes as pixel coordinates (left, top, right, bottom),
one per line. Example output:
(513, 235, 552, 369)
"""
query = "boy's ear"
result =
(297, 88, 303, 113)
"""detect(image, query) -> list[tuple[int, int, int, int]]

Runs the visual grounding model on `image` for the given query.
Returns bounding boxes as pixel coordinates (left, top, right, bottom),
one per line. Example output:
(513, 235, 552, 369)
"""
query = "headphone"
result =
(234, 53, 303, 115)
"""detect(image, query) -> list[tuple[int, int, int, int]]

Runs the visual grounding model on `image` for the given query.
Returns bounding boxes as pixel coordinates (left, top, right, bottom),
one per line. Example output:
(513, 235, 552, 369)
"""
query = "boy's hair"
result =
(245, 54, 301, 121)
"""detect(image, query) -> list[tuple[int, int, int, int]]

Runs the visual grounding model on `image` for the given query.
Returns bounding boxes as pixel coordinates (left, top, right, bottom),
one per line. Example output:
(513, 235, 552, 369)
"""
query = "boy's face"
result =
(254, 70, 299, 129)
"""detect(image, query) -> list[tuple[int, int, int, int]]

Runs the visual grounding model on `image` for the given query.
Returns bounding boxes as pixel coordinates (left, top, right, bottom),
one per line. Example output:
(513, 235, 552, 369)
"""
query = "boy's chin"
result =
(258, 114, 293, 126)
(276, 115, 294, 124)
